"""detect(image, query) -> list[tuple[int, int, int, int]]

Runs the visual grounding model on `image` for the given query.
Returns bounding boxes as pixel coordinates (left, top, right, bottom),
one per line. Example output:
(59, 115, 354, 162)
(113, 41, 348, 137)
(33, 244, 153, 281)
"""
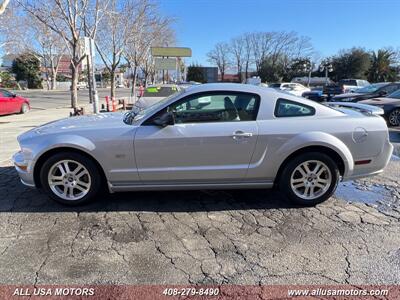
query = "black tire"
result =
(40, 152, 102, 205)
(20, 103, 29, 114)
(388, 109, 400, 127)
(278, 152, 340, 206)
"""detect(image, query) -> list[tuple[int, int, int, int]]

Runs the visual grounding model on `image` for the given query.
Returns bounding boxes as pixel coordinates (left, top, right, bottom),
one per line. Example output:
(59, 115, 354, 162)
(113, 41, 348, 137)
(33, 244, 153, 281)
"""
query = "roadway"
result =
(12, 88, 133, 109)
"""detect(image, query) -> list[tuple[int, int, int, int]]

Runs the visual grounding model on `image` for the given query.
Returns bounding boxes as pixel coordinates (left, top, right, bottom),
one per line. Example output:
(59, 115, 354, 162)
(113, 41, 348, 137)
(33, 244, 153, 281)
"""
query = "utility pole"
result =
(86, 55, 93, 104)
(86, 37, 99, 113)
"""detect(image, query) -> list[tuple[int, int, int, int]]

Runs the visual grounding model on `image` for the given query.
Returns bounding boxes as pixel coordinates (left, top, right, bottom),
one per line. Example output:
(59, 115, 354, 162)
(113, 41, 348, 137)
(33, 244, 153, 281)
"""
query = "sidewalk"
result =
(0, 105, 91, 164)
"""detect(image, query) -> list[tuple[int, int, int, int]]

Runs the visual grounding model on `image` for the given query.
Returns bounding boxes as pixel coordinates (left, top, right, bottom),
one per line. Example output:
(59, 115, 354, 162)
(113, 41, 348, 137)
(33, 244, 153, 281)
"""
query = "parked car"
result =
(132, 84, 181, 112)
(13, 83, 393, 206)
(323, 79, 370, 97)
(360, 89, 400, 126)
(269, 82, 311, 97)
(332, 82, 400, 102)
(302, 88, 326, 102)
(0, 89, 30, 116)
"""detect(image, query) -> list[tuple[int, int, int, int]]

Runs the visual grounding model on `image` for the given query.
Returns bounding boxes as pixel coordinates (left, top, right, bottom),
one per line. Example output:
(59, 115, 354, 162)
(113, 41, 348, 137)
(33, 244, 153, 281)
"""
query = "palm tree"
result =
(368, 49, 398, 82)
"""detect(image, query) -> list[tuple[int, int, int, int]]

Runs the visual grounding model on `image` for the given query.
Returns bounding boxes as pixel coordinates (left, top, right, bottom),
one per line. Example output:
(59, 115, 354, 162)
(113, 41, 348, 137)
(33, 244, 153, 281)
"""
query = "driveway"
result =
(0, 157, 399, 285)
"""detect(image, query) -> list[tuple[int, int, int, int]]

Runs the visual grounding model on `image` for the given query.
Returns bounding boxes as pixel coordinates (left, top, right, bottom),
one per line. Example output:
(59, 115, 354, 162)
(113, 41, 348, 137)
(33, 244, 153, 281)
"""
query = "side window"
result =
(0, 90, 12, 97)
(382, 84, 399, 94)
(275, 98, 315, 117)
(168, 92, 260, 124)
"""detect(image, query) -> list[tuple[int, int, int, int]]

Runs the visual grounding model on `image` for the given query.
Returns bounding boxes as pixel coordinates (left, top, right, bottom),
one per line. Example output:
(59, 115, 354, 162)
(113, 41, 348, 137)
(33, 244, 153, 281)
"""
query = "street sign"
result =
(155, 58, 176, 70)
(151, 47, 192, 57)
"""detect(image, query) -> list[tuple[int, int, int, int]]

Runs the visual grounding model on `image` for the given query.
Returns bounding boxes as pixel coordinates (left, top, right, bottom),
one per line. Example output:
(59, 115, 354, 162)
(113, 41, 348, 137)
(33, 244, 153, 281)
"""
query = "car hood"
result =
(31, 112, 125, 135)
(360, 97, 400, 105)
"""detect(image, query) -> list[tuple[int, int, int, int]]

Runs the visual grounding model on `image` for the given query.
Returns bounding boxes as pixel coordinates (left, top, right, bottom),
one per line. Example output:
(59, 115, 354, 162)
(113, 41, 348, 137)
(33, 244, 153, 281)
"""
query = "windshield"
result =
(125, 89, 185, 124)
(356, 83, 386, 93)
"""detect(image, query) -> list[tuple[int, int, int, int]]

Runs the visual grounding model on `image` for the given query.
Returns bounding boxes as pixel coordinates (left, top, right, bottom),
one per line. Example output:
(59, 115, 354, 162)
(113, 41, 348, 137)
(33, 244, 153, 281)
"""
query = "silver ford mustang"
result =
(13, 83, 393, 206)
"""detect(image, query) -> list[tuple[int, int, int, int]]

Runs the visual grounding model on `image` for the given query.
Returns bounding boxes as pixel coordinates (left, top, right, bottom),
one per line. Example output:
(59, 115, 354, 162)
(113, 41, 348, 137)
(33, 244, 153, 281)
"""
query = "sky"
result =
(158, 0, 400, 66)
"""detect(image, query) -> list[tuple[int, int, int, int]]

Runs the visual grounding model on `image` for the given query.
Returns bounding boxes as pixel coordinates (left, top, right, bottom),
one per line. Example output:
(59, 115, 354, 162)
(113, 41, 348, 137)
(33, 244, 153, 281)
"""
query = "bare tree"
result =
(96, 0, 135, 98)
(124, 1, 174, 101)
(207, 42, 231, 81)
(0, 0, 10, 15)
(229, 36, 244, 82)
(31, 19, 67, 90)
(0, 3, 22, 51)
(250, 32, 274, 73)
(242, 33, 253, 80)
(18, 0, 107, 108)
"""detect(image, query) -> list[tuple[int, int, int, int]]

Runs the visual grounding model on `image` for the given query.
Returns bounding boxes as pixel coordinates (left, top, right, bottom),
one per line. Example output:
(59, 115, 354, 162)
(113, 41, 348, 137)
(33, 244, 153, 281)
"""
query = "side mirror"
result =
(12, 94, 16, 98)
(153, 111, 174, 127)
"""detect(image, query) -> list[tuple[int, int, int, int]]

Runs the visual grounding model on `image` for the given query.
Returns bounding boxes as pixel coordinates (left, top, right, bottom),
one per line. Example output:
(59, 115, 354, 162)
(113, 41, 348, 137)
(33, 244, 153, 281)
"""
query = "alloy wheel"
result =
(290, 160, 332, 200)
(47, 160, 91, 201)
(389, 109, 400, 126)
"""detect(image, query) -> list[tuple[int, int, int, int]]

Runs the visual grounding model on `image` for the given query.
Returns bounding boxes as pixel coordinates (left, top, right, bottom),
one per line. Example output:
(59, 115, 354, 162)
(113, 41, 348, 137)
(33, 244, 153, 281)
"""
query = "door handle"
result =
(232, 131, 253, 139)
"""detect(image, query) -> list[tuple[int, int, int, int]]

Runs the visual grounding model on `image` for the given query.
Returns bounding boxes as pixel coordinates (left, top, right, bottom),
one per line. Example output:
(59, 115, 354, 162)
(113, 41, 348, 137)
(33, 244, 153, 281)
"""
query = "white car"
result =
(270, 82, 311, 97)
(76, 82, 87, 90)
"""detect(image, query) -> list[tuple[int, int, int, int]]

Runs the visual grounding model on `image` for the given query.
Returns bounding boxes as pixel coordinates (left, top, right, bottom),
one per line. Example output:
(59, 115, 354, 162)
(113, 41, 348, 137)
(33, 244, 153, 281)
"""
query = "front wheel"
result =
(278, 152, 340, 206)
(388, 109, 400, 127)
(40, 152, 102, 205)
(20, 103, 29, 114)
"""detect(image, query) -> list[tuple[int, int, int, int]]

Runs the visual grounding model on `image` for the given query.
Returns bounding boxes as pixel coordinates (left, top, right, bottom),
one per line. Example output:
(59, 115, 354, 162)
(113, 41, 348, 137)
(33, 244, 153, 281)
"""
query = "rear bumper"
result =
(343, 141, 394, 181)
(12, 151, 35, 187)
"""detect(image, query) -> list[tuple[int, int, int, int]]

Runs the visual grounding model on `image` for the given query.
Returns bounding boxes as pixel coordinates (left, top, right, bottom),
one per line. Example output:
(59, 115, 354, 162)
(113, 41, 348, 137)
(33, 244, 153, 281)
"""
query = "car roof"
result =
(184, 82, 276, 94)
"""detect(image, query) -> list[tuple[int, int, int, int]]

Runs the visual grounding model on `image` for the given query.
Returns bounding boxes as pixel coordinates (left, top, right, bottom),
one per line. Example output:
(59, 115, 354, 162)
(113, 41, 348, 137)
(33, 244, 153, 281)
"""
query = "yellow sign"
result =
(151, 47, 192, 57)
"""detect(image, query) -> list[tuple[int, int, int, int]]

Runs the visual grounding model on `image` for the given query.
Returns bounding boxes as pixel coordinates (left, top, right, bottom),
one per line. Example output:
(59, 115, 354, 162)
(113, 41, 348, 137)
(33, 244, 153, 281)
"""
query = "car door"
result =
(0, 89, 12, 115)
(134, 91, 260, 183)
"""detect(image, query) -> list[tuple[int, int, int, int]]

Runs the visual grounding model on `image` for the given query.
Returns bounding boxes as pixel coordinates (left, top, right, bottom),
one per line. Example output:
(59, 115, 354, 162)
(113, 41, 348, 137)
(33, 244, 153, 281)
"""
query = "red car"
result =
(0, 89, 30, 116)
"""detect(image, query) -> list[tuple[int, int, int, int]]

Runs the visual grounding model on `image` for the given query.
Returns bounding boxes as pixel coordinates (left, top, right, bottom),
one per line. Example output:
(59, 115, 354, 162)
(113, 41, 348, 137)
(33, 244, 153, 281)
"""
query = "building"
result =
(198, 67, 218, 83)
(218, 73, 239, 82)
(1, 54, 17, 68)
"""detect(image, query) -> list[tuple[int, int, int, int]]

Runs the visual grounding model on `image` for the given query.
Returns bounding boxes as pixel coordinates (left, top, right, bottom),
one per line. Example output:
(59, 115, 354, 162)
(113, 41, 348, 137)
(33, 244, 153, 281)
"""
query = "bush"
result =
(0, 71, 17, 89)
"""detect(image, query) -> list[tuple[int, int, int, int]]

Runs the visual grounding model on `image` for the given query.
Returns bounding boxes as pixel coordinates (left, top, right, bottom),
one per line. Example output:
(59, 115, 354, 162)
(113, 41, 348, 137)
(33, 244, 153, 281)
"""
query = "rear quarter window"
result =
(274, 98, 315, 117)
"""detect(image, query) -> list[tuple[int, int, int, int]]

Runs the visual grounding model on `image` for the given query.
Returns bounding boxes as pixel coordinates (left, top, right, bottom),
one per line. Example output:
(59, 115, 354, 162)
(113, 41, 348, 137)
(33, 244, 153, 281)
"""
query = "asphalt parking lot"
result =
(0, 96, 399, 286)
(0, 156, 399, 285)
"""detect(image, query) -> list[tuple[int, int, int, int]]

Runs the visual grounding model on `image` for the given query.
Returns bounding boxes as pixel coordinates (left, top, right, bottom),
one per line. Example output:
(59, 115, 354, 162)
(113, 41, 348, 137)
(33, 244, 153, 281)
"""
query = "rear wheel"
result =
(40, 152, 102, 205)
(388, 109, 400, 127)
(20, 103, 29, 114)
(278, 152, 340, 206)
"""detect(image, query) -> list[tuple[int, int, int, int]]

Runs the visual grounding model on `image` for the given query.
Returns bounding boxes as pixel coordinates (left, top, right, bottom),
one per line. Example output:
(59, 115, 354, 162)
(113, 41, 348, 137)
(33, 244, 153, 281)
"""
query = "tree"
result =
(31, 19, 67, 90)
(124, 1, 174, 100)
(242, 33, 253, 80)
(207, 42, 231, 81)
(229, 36, 245, 82)
(96, 0, 135, 98)
(186, 64, 205, 83)
(19, 0, 107, 109)
(368, 49, 398, 82)
(12, 53, 42, 88)
(0, 71, 16, 88)
(284, 57, 312, 81)
(0, 0, 10, 15)
(330, 47, 371, 81)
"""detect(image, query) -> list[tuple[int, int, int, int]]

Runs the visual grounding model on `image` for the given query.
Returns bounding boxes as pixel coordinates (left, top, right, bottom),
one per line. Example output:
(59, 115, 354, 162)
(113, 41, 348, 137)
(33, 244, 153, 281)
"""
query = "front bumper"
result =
(12, 151, 35, 187)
